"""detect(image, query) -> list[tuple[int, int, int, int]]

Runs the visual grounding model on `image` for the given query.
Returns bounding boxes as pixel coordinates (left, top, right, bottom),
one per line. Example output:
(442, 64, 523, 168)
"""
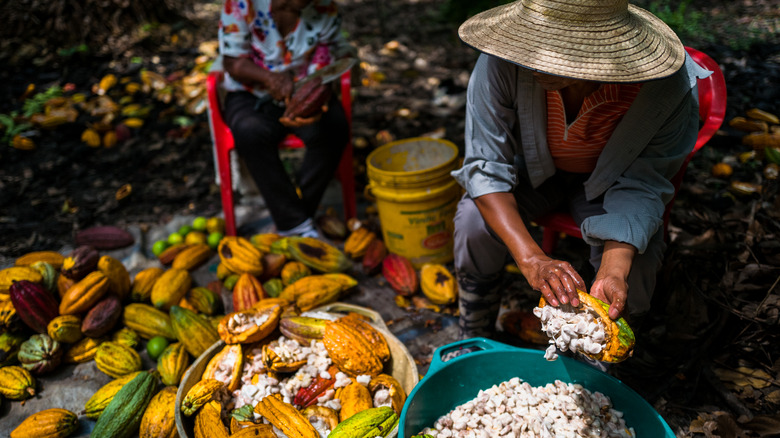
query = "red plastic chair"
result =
(206, 70, 357, 236)
(536, 46, 727, 254)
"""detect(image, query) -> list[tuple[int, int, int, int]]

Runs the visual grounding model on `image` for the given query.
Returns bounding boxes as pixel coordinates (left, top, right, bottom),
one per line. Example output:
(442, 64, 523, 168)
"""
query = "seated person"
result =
(218, 0, 355, 237)
(451, 0, 712, 339)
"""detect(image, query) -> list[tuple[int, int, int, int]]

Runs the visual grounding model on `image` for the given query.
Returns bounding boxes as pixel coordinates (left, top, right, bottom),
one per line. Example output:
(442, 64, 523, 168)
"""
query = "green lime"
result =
(207, 231, 224, 249)
(192, 216, 208, 231)
(178, 224, 193, 236)
(151, 240, 169, 257)
(167, 232, 184, 245)
(146, 336, 169, 360)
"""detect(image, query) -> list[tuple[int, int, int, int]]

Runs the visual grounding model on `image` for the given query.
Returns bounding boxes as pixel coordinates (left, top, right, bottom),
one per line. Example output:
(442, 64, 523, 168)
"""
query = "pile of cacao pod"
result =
(713, 107, 780, 194)
(181, 299, 407, 437)
(339, 218, 459, 314)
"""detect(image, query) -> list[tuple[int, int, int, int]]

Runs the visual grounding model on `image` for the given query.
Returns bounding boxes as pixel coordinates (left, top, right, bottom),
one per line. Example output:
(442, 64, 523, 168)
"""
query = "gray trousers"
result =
(453, 172, 665, 337)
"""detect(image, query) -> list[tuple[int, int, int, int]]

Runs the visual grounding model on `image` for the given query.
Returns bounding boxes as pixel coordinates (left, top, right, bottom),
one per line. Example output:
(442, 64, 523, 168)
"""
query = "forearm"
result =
(223, 56, 279, 89)
(598, 241, 636, 280)
(473, 192, 543, 269)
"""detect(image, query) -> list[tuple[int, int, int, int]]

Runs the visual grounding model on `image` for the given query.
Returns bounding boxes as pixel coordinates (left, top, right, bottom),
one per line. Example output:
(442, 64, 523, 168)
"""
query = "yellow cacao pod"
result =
(123, 303, 176, 340)
(10, 408, 78, 438)
(139, 385, 178, 438)
(131, 267, 164, 302)
(281, 261, 311, 286)
(0, 366, 36, 400)
(94, 341, 142, 378)
(181, 378, 229, 417)
(338, 380, 374, 422)
(112, 327, 140, 349)
(97, 255, 131, 300)
(47, 315, 84, 344)
(0, 266, 43, 299)
(343, 227, 377, 259)
(172, 243, 213, 271)
(218, 236, 264, 276)
(419, 263, 458, 305)
(286, 236, 351, 273)
(250, 233, 282, 253)
(151, 268, 192, 311)
(59, 271, 109, 315)
(81, 128, 102, 147)
(157, 342, 190, 386)
(63, 336, 106, 364)
(85, 371, 142, 419)
(14, 251, 65, 270)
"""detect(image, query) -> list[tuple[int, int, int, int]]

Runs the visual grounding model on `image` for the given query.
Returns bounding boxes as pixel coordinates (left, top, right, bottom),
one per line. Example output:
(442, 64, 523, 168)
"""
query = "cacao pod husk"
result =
(419, 263, 457, 305)
(254, 393, 318, 438)
(202, 343, 243, 391)
(218, 236, 264, 276)
(181, 378, 229, 417)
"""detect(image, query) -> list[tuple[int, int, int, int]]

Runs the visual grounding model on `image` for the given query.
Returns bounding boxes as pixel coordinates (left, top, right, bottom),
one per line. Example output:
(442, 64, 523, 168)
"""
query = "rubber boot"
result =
(457, 272, 503, 340)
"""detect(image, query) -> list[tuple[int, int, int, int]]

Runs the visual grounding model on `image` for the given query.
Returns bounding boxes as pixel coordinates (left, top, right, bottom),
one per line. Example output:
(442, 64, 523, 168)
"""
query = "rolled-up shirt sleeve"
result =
(581, 89, 700, 253)
(451, 54, 519, 198)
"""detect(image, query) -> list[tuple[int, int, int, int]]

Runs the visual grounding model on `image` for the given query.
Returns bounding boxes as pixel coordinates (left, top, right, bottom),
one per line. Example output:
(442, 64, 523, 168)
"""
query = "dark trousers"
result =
(222, 91, 348, 231)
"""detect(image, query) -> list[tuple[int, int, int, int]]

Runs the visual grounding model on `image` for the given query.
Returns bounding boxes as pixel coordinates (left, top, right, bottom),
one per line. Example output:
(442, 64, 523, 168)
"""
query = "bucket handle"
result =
(428, 337, 515, 374)
(363, 184, 376, 203)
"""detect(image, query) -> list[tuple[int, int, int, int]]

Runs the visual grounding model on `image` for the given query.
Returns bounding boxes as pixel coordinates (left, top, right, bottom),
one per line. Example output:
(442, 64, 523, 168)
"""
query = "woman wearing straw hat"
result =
(451, 0, 712, 340)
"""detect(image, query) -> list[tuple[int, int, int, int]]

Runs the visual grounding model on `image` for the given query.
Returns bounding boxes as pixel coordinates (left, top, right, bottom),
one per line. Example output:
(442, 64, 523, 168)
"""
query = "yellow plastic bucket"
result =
(366, 137, 461, 268)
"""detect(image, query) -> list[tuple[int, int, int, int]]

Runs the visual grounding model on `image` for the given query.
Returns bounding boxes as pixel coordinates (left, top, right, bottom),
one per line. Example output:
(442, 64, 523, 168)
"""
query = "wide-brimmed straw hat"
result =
(458, 0, 686, 82)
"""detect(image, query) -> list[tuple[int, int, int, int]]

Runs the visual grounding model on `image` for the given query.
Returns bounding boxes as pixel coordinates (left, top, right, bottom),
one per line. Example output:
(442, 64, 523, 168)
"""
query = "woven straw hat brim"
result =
(458, 1, 685, 83)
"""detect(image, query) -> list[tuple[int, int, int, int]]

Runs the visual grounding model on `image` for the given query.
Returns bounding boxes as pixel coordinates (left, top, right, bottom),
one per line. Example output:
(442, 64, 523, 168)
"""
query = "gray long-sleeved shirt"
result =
(452, 53, 711, 253)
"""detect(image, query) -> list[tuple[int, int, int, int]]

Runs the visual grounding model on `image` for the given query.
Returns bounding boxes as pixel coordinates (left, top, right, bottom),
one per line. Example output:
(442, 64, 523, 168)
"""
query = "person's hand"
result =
(279, 104, 328, 128)
(519, 255, 586, 308)
(590, 273, 628, 320)
(266, 71, 295, 102)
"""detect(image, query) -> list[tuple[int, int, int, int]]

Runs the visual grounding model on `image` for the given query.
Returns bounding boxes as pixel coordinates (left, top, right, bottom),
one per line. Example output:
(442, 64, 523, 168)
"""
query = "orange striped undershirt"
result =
(546, 83, 642, 173)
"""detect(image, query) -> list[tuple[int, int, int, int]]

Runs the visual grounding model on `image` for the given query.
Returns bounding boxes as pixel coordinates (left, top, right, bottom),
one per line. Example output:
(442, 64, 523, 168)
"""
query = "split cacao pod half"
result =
(181, 378, 229, 417)
(61, 245, 100, 280)
(262, 341, 307, 373)
(10, 408, 78, 438)
(18, 333, 63, 375)
(202, 343, 243, 391)
(343, 226, 377, 259)
(75, 225, 135, 250)
(217, 301, 282, 344)
(286, 236, 351, 273)
(194, 400, 229, 438)
(537, 289, 635, 363)
(382, 253, 418, 296)
(279, 315, 327, 345)
(369, 373, 407, 414)
(9, 280, 59, 333)
(419, 263, 457, 305)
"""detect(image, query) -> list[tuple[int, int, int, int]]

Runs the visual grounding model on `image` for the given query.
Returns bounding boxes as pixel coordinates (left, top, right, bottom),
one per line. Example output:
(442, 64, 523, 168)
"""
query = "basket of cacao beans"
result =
(175, 301, 418, 438)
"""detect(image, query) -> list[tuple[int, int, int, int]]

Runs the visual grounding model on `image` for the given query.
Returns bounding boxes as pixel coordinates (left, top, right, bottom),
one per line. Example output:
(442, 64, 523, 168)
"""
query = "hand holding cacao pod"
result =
(280, 76, 332, 126)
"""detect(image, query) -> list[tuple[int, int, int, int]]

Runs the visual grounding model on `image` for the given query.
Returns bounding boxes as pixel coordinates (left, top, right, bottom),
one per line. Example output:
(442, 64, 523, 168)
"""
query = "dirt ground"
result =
(1, 0, 780, 436)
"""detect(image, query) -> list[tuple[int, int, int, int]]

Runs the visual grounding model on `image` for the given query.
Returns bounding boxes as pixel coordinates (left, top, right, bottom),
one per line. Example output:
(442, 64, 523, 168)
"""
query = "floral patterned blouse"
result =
(218, 0, 354, 97)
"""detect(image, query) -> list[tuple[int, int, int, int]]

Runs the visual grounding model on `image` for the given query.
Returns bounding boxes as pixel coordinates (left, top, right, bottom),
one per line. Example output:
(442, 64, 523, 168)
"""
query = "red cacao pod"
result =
(81, 294, 123, 338)
(284, 77, 332, 119)
(232, 273, 266, 311)
(75, 225, 135, 250)
(382, 253, 418, 296)
(9, 280, 60, 334)
(362, 238, 388, 275)
(61, 245, 99, 280)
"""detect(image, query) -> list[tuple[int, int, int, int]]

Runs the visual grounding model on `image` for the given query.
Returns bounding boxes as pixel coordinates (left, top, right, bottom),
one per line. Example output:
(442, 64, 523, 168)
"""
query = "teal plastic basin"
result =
(399, 338, 675, 437)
